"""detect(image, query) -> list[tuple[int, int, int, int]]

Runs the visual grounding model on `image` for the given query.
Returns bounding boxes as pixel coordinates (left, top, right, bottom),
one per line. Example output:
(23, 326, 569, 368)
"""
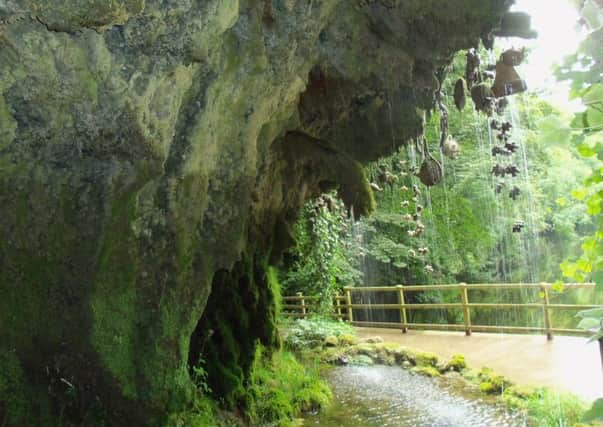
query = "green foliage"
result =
(555, 13, 603, 288)
(246, 345, 331, 426)
(576, 307, 603, 342)
(524, 389, 588, 427)
(582, 398, 603, 423)
(281, 195, 362, 312)
(283, 318, 354, 351)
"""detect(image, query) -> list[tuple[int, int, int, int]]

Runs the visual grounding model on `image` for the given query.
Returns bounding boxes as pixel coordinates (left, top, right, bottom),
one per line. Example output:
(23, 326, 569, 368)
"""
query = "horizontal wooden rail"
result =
(281, 283, 600, 340)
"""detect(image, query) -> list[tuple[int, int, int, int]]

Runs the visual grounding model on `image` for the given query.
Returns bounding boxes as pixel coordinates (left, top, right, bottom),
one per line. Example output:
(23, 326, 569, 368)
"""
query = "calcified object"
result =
(471, 83, 495, 114)
(491, 163, 505, 177)
(442, 135, 460, 159)
(408, 249, 417, 257)
(501, 48, 526, 66)
(495, 181, 505, 194)
(505, 164, 520, 177)
(501, 121, 512, 133)
(402, 213, 413, 222)
(413, 184, 421, 196)
(509, 186, 521, 200)
(496, 97, 509, 114)
(465, 49, 481, 89)
(454, 78, 467, 111)
(370, 182, 383, 192)
(418, 154, 443, 186)
(492, 145, 510, 156)
(494, 11, 538, 39)
(412, 213, 420, 221)
(491, 61, 527, 98)
(481, 70, 495, 80)
(424, 264, 434, 273)
(512, 220, 525, 233)
(401, 185, 409, 192)
(401, 200, 410, 208)
(416, 204, 424, 213)
(415, 222, 425, 236)
(418, 247, 429, 256)
(490, 119, 501, 130)
(505, 141, 519, 153)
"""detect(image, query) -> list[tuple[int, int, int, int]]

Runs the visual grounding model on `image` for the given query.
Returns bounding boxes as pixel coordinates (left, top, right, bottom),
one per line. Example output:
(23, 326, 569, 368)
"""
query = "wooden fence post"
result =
(396, 285, 408, 333)
(344, 287, 353, 323)
(540, 283, 553, 341)
(335, 291, 342, 322)
(460, 283, 472, 336)
(296, 292, 307, 318)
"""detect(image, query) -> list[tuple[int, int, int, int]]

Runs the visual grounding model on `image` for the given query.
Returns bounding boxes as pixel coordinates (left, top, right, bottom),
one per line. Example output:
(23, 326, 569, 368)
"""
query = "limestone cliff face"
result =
(0, 0, 510, 424)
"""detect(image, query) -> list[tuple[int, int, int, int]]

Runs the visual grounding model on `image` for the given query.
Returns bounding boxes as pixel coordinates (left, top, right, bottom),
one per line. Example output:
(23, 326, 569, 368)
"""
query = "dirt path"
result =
(355, 327, 603, 401)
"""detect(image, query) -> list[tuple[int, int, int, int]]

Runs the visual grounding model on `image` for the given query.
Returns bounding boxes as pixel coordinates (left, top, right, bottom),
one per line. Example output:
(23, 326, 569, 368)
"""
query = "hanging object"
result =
(509, 186, 521, 200)
(512, 220, 525, 233)
(454, 78, 467, 111)
(465, 49, 481, 89)
(418, 152, 443, 186)
(491, 60, 527, 98)
(471, 83, 495, 114)
(501, 48, 526, 66)
(494, 12, 538, 39)
(442, 135, 460, 159)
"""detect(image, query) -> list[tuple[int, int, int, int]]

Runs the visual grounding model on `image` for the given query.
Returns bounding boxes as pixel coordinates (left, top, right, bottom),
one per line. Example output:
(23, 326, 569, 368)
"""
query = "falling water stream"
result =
(303, 366, 524, 427)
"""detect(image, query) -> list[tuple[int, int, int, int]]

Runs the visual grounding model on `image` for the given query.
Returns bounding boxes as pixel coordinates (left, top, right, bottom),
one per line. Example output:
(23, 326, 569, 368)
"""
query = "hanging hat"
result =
(493, 12, 538, 39)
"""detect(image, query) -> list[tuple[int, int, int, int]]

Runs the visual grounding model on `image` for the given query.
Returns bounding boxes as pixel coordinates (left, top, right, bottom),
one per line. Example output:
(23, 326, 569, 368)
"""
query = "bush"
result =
(283, 318, 354, 351)
(247, 346, 332, 426)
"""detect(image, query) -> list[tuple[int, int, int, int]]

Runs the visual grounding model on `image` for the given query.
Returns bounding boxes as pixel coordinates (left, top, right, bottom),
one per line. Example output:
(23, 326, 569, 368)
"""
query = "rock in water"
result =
(0, 0, 512, 424)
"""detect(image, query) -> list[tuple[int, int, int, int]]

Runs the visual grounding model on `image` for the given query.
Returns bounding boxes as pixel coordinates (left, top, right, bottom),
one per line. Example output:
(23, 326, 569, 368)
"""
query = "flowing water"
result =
(304, 366, 525, 427)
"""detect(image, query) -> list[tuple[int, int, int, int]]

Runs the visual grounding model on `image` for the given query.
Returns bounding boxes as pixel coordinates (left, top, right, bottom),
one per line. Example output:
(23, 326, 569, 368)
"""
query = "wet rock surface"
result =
(0, 0, 511, 423)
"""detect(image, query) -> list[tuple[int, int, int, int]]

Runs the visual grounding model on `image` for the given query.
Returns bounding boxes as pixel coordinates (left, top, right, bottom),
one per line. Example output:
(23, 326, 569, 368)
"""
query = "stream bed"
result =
(303, 366, 525, 427)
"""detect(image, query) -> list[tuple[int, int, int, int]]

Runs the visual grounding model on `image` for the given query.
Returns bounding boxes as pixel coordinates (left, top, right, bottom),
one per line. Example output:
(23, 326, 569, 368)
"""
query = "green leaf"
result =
(577, 143, 597, 157)
(587, 329, 603, 343)
(576, 307, 603, 319)
(577, 317, 601, 330)
(583, 83, 603, 106)
(571, 188, 587, 201)
(551, 280, 564, 292)
(582, 399, 603, 423)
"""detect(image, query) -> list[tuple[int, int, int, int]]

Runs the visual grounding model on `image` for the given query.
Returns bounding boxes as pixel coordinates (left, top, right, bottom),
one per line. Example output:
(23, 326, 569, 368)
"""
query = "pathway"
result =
(355, 327, 603, 401)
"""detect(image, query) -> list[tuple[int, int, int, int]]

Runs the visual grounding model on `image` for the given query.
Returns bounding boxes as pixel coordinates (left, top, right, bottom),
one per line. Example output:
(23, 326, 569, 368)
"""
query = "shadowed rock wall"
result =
(0, 0, 511, 424)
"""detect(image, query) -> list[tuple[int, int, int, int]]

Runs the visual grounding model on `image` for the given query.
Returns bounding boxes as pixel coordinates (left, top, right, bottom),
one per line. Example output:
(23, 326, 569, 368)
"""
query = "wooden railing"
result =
(281, 283, 600, 340)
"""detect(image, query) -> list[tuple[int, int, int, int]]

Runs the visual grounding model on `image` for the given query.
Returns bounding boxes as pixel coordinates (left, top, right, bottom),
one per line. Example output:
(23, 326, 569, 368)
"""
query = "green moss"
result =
(406, 349, 439, 367)
(443, 354, 466, 372)
(411, 366, 441, 378)
(338, 334, 357, 346)
(247, 347, 331, 426)
(477, 368, 511, 395)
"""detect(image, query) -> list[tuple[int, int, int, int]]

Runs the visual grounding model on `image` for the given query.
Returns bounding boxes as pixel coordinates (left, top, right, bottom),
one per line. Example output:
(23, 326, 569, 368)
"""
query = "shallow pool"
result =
(303, 366, 525, 427)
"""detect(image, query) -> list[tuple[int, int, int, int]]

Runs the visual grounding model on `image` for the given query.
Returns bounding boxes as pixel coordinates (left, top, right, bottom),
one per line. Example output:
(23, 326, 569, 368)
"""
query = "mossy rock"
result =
(350, 355, 374, 366)
(443, 354, 466, 372)
(324, 336, 339, 347)
(478, 367, 511, 395)
(406, 349, 439, 367)
(362, 336, 383, 344)
(411, 366, 441, 378)
(338, 334, 357, 346)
